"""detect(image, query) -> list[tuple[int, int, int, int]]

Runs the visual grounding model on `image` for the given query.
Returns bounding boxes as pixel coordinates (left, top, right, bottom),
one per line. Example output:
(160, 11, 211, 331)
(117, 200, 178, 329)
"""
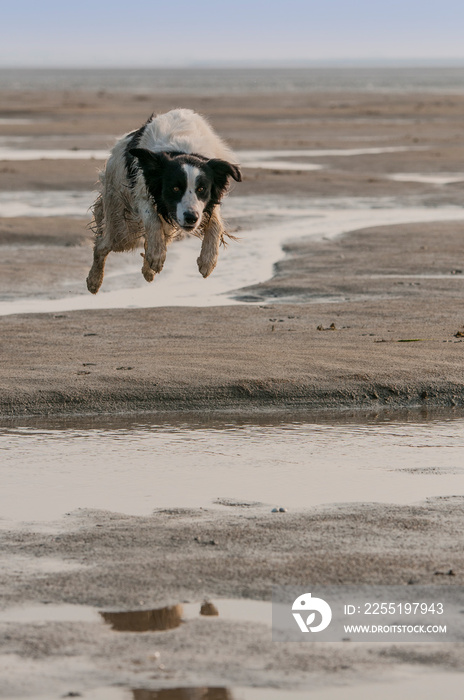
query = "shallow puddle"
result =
(237, 145, 420, 165)
(0, 189, 95, 217)
(0, 144, 419, 164)
(0, 147, 109, 160)
(128, 675, 464, 700)
(0, 604, 100, 624)
(101, 599, 271, 632)
(10, 672, 464, 699)
(0, 598, 271, 629)
(1, 411, 463, 524)
(1, 599, 463, 698)
(130, 676, 464, 700)
(240, 160, 323, 171)
(0, 118, 37, 125)
(389, 173, 464, 185)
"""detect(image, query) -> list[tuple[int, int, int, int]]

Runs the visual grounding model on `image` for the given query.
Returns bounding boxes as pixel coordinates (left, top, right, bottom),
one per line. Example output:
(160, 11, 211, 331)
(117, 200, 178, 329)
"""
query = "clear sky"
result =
(2, 0, 464, 67)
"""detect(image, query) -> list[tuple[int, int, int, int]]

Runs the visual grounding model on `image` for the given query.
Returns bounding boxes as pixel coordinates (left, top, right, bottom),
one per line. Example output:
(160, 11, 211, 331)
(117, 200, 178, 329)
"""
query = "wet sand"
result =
(1, 87, 464, 696)
(1, 292, 464, 416)
(1, 217, 464, 414)
(1, 90, 464, 414)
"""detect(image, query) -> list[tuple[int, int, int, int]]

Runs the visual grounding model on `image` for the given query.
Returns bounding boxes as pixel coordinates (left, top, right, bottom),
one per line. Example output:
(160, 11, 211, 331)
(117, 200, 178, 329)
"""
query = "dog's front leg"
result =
(139, 204, 166, 282)
(197, 206, 225, 278)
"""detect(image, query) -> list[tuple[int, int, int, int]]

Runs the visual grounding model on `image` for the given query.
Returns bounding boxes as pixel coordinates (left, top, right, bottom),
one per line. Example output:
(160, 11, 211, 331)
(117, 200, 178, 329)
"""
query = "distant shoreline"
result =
(1, 65, 464, 94)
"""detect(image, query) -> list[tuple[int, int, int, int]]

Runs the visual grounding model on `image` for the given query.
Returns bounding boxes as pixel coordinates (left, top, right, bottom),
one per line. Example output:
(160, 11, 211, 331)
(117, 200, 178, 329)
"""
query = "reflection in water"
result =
(129, 674, 464, 700)
(200, 601, 219, 617)
(101, 605, 183, 632)
(101, 600, 221, 632)
(100, 599, 271, 633)
(133, 689, 232, 700)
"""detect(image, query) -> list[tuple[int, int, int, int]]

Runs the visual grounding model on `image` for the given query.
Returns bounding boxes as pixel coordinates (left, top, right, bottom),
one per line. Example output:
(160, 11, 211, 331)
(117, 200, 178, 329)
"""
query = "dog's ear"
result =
(129, 148, 167, 177)
(207, 159, 242, 185)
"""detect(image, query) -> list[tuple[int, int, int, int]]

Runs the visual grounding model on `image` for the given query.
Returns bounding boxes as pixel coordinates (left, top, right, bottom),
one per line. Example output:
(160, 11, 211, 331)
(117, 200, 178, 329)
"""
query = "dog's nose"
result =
(183, 211, 199, 227)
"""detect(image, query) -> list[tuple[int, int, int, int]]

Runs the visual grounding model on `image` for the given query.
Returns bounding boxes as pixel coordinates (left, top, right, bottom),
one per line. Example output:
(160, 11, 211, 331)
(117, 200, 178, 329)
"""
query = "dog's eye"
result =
(173, 186, 180, 192)
(197, 186, 205, 193)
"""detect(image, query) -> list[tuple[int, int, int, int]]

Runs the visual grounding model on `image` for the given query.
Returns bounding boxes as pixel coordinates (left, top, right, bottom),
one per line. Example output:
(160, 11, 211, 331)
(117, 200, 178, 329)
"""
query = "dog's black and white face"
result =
(129, 149, 241, 232)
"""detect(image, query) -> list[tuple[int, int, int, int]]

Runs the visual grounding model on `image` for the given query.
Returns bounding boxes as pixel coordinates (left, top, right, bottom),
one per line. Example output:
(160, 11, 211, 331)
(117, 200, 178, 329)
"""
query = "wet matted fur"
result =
(87, 109, 242, 294)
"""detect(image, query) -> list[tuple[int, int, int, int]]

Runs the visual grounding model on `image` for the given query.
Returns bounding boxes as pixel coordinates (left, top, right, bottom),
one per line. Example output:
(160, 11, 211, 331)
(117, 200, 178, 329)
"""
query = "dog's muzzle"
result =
(181, 210, 200, 231)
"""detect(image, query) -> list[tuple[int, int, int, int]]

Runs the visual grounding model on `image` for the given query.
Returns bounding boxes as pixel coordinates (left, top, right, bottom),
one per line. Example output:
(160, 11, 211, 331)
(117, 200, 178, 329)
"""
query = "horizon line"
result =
(2, 59, 464, 70)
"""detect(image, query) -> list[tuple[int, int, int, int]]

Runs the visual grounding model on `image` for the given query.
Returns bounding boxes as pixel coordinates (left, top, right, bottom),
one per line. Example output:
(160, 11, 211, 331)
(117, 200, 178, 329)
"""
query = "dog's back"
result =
(137, 109, 236, 162)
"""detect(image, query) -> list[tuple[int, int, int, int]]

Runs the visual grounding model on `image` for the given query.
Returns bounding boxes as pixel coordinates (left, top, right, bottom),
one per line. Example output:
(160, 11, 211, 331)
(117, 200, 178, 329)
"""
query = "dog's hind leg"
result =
(197, 206, 225, 278)
(86, 194, 111, 294)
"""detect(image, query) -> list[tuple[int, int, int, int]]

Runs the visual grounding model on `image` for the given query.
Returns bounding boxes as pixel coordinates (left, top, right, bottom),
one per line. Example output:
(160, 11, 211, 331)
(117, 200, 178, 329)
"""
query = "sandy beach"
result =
(1, 81, 463, 698)
(1, 90, 464, 414)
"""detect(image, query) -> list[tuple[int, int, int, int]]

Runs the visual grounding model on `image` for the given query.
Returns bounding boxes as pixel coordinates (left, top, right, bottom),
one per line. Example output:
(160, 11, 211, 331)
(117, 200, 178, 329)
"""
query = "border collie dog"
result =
(86, 109, 242, 294)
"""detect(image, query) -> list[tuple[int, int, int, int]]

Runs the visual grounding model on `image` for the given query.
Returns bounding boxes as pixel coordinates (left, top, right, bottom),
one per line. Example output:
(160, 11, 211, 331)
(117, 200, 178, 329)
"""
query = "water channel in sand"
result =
(1, 143, 462, 312)
(0, 191, 463, 314)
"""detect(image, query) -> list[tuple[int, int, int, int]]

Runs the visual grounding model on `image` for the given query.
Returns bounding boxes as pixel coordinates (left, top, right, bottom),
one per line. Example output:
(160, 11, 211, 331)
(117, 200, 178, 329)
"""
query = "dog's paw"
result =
(86, 271, 103, 294)
(141, 256, 156, 282)
(144, 252, 166, 274)
(197, 255, 217, 278)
